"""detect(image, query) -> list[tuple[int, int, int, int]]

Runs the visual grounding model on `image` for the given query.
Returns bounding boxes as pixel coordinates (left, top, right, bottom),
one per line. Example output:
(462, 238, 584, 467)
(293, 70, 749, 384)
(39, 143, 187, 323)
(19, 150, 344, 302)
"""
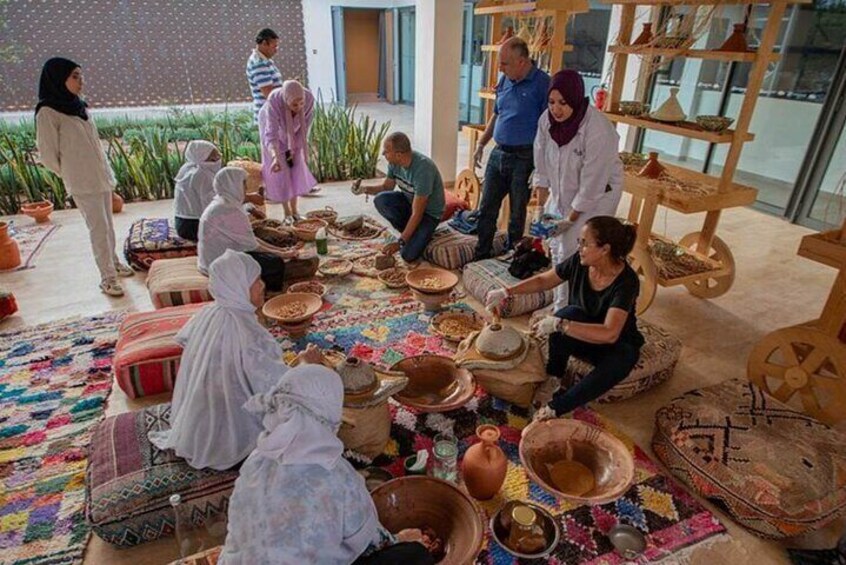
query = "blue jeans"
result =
(374, 191, 439, 262)
(546, 306, 642, 416)
(474, 146, 534, 259)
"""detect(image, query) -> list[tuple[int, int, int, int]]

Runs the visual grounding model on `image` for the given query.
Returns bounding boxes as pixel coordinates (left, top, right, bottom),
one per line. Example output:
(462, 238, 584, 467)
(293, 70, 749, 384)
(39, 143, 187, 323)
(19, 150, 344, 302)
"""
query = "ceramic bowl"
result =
(406, 267, 460, 295)
(490, 500, 561, 559)
(617, 101, 649, 116)
(390, 355, 475, 412)
(262, 292, 323, 324)
(20, 200, 54, 223)
(370, 476, 485, 565)
(695, 115, 734, 132)
(475, 323, 526, 360)
(286, 280, 327, 298)
(519, 418, 635, 505)
(292, 218, 328, 241)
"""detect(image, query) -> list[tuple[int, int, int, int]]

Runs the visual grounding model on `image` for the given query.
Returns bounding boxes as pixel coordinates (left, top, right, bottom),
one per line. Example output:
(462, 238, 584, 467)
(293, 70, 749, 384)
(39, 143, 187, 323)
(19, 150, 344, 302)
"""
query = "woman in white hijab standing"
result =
(198, 166, 296, 291)
(220, 364, 434, 565)
(149, 249, 322, 470)
(173, 140, 221, 241)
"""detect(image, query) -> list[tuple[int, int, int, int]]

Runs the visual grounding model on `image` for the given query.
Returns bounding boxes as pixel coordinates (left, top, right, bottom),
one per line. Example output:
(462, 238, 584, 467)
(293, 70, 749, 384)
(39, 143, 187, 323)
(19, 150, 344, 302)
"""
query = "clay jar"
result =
(637, 152, 666, 179)
(0, 222, 21, 270)
(462, 424, 507, 500)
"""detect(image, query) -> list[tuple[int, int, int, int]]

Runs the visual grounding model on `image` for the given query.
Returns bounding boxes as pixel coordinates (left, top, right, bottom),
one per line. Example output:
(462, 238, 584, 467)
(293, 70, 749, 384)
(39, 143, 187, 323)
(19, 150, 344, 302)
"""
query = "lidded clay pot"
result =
(336, 356, 378, 395)
(462, 424, 507, 500)
(475, 318, 526, 361)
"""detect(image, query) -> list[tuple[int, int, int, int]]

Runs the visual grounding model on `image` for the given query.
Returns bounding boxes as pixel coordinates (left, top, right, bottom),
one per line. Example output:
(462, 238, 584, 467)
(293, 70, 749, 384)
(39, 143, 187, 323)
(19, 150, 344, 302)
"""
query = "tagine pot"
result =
(112, 192, 124, 214)
(462, 424, 507, 500)
(637, 152, 666, 179)
(0, 222, 21, 270)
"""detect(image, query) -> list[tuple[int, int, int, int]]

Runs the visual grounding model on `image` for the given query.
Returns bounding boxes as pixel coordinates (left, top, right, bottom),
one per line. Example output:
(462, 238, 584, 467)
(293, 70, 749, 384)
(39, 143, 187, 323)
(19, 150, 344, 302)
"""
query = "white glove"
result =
(548, 218, 575, 238)
(485, 288, 509, 310)
(534, 315, 562, 337)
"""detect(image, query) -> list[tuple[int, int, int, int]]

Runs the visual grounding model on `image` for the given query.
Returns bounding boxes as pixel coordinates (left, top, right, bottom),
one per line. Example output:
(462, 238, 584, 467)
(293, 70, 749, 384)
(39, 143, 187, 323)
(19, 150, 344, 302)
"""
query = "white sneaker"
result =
(114, 262, 135, 277)
(308, 186, 322, 195)
(100, 279, 125, 297)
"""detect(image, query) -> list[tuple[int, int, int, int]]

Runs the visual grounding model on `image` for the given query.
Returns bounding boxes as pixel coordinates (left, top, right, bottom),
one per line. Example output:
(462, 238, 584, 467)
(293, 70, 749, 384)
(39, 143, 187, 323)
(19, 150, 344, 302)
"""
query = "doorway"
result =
(343, 8, 382, 103)
(397, 6, 416, 104)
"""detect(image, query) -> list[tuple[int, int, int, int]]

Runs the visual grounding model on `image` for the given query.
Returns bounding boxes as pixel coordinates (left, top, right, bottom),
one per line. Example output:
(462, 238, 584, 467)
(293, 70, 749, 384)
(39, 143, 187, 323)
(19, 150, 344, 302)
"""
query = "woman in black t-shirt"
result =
(485, 216, 643, 416)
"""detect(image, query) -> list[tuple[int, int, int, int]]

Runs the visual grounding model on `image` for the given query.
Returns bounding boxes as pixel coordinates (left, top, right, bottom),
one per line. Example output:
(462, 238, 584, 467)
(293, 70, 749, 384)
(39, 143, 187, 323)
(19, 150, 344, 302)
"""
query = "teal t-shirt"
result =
(386, 151, 445, 221)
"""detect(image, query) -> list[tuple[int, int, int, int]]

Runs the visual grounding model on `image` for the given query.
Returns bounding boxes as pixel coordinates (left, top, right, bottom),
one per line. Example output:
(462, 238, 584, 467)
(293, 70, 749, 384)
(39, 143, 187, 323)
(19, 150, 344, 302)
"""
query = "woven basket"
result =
(339, 403, 391, 458)
(227, 159, 263, 194)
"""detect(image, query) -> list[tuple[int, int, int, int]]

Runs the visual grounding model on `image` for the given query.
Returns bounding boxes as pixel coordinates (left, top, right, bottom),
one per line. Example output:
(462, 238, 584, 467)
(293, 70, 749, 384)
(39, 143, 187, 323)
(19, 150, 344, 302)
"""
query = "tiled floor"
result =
(1, 103, 839, 564)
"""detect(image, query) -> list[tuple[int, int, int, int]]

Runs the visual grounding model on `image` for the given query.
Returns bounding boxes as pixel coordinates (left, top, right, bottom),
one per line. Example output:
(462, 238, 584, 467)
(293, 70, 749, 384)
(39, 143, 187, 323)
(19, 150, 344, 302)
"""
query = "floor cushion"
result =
(86, 403, 238, 547)
(114, 303, 205, 399)
(146, 256, 212, 309)
(423, 226, 507, 271)
(536, 317, 681, 402)
(124, 218, 197, 271)
(463, 258, 553, 317)
(653, 378, 846, 539)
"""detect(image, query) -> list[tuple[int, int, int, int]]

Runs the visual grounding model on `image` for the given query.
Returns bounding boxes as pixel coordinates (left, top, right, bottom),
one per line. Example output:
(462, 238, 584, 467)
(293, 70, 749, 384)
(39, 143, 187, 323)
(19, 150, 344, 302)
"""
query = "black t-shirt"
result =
(554, 253, 644, 346)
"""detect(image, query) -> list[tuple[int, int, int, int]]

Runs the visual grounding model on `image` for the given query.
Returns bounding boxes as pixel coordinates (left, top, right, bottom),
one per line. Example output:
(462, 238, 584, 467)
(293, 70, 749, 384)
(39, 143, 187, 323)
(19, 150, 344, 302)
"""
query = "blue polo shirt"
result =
(493, 65, 550, 146)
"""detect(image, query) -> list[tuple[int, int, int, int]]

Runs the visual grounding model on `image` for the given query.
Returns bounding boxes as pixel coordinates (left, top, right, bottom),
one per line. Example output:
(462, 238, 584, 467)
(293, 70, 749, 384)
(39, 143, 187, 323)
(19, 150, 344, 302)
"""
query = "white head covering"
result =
(173, 140, 220, 219)
(197, 167, 258, 273)
(219, 364, 384, 565)
(149, 249, 287, 471)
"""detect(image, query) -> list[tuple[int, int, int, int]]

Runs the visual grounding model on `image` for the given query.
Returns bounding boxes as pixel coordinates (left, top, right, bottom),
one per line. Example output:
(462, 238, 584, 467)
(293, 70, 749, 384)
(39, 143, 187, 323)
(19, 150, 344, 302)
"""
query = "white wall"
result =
(302, 0, 414, 101)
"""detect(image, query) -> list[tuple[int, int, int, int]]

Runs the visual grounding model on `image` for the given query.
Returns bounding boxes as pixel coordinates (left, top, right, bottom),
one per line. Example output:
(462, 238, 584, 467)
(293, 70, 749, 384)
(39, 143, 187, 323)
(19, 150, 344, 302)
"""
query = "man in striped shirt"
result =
(246, 28, 283, 123)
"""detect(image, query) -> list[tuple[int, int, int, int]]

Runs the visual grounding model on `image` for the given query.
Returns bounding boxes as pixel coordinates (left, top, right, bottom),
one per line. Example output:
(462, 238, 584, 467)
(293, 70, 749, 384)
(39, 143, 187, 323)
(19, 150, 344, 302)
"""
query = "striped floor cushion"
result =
(462, 258, 553, 317)
(86, 404, 238, 547)
(124, 218, 197, 271)
(114, 303, 205, 399)
(423, 226, 507, 271)
(147, 256, 212, 309)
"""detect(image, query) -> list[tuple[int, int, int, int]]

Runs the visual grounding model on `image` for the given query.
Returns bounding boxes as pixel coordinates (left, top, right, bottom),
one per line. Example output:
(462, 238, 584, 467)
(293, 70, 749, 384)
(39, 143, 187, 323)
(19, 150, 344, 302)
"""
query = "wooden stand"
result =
(601, 0, 808, 313)
(747, 220, 846, 426)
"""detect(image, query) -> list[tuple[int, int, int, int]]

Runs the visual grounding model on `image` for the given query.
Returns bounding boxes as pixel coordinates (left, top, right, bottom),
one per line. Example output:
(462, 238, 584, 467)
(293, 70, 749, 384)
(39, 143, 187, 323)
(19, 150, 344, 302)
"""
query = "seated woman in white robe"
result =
(149, 249, 322, 470)
(173, 140, 221, 241)
(220, 364, 435, 565)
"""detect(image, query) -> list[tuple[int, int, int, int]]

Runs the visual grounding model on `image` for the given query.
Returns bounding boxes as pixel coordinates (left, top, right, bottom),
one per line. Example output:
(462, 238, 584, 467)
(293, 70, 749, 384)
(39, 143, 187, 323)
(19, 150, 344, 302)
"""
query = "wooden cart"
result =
(601, 0, 808, 313)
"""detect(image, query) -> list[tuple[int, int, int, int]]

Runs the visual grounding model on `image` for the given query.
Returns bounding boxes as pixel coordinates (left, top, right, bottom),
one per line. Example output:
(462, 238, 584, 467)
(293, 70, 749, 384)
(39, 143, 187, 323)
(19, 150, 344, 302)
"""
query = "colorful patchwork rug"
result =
(4, 222, 60, 271)
(0, 312, 122, 564)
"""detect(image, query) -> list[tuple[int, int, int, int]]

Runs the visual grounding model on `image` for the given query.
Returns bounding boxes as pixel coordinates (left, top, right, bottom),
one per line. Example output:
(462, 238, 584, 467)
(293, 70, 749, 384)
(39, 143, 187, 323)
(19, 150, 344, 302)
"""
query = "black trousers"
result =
(353, 542, 435, 565)
(174, 216, 199, 242)
(245, 251, 285, 292)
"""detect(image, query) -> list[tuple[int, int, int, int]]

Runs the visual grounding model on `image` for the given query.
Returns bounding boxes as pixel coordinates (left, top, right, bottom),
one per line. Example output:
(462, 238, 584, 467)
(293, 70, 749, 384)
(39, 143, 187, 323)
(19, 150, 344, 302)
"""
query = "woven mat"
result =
(3, 222, 60, 271)
(0, 312, 123, 564)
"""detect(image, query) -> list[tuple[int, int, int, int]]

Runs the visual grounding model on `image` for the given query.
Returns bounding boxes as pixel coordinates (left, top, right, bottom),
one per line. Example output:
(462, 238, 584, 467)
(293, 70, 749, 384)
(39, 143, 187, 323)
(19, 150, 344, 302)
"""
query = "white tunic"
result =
(173, 140, 219, 220)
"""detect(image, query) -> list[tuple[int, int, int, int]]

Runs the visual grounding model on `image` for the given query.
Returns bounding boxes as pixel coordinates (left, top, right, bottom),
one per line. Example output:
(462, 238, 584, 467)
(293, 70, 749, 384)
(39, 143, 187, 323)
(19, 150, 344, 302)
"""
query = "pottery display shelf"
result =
(598, 0, 808, 312)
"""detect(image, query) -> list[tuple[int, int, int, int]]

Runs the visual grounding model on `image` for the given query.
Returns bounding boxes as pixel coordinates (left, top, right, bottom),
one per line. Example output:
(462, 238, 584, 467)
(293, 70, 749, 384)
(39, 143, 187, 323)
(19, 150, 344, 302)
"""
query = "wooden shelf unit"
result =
(605, 112, 753, 143)
(607, 44, 778, 63)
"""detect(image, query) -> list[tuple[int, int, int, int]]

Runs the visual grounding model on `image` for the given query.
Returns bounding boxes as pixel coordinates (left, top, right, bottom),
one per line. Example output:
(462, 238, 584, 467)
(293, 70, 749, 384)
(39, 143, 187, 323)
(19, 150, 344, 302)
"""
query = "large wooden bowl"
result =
(390, 355, 475, 412)
(262, 292, 323, 324)
(519, 418, 635, 505)
(370, 476, 485, 565)
(406, 268, 459, 295)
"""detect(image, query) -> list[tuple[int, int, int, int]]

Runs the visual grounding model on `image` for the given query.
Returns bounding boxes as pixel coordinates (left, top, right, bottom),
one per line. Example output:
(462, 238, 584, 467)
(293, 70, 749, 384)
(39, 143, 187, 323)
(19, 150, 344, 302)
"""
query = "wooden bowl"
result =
(519, 419, 635, 505)
(390, 355, 475, 412)
(318, 258, 353, 278)
(292, 218, 328, 241)
(490, 500, 560, 559)
(406, 268, 460, 295)
(286, 280, 327, 298)
(262, 292, 323, 324)
(370, 476, 485, 565)
(305, 206, 338, 225)
(20, 200, 54, 223)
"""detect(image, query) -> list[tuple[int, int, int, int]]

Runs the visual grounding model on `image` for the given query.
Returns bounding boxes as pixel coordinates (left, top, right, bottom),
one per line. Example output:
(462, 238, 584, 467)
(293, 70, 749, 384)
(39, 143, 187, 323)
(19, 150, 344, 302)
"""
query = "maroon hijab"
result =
(547, 70, 589, 147)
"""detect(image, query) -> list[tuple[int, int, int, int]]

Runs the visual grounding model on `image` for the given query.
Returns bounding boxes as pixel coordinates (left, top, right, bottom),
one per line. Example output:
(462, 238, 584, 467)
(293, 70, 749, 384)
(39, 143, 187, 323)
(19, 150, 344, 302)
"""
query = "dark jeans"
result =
(374, 191, 439, 262)
(353, 542, 435, 565)
(174, 216, 199, 242)
(475, 146, 534, 259)
(546, 306, 641, 416)
(245, 251, 285, 292)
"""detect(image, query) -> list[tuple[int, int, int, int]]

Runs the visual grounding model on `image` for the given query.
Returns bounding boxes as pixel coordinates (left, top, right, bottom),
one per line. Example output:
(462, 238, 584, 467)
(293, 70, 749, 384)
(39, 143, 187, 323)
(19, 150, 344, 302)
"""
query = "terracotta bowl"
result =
(519, 418, 635, 505)
(406, 267, 459, 295)
(390, 355, 475, 412)
(370, 476, 485, 565)
(20, 200, 54, 223)
(286, 280, 327, 298)
(292, 218, 328, 241)
(490, 500, 560, 559)
(262, 292, 323, 324)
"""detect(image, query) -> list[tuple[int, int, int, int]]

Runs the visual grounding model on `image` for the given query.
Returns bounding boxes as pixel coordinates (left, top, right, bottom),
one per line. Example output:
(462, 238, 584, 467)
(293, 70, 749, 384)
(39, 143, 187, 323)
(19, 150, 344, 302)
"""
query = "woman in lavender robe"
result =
(258, 80, 318, 222)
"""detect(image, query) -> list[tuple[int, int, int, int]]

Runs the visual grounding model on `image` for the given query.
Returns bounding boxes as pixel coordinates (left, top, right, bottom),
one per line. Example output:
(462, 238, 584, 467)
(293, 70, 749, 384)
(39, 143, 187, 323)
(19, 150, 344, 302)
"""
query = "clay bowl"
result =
(292, 218, 328, 242)
(370, 476, 485, 565)
(20, 200, 54, 223)
(490, 500, 561, 559)
(390, 355, 475, 412)
(286, 279, 327, 298)
(519, 418, 635, 505)
(262, 292, 323, 325)
(406, 268, 459, 295)
(695, 115, 734, 132)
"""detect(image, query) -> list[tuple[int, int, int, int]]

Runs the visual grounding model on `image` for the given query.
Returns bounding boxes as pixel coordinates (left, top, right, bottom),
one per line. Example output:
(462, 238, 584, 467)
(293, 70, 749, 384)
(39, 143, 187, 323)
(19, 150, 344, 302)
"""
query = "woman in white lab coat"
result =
(533, 70, 624, 310)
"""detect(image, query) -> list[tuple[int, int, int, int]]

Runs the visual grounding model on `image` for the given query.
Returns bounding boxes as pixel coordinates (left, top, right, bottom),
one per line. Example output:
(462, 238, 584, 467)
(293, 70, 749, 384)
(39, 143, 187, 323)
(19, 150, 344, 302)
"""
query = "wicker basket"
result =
(227, 159, 263, 194)
(339, 403, 391, 458)
(292, 218, 328, 242)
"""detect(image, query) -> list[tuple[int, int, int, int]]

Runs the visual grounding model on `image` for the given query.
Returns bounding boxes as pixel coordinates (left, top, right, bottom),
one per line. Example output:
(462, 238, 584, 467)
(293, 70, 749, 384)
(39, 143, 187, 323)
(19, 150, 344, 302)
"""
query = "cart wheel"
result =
(748, 326, 846, 426)
(678, 232, 735, 299)
(455, 169, 480, 210)
(629, 246, 657, 315)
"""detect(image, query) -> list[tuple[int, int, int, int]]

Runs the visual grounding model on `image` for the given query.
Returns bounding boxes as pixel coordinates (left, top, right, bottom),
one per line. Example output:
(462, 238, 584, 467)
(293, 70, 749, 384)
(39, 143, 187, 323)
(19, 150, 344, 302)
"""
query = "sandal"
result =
(100, 279, 125, 297)
(114, 262, 135, 277)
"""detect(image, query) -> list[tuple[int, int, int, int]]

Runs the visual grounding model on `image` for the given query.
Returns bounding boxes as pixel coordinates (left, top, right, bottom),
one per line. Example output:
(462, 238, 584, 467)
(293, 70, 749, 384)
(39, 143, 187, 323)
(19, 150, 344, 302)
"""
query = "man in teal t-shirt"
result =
(365, 132, 445, 262)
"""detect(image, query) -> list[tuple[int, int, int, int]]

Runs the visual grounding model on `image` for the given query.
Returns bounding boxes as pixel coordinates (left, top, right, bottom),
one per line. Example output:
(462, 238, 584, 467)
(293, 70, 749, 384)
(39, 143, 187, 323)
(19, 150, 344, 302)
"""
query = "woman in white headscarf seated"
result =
(198, 166, 297, 291)
(219, 364, 435, 565)
(173, 140, 221, 241)
(149, 249, 323, 470)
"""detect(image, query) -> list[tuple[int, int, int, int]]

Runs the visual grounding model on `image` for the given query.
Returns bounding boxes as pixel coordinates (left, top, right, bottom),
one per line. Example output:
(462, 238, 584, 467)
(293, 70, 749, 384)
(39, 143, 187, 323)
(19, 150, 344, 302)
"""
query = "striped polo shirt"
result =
(246, 49, 283, 121)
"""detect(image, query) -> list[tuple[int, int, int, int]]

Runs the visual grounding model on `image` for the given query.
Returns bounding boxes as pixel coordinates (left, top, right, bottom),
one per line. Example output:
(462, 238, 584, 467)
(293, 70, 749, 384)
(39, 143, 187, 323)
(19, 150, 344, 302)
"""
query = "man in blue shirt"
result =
(473, 38, 550, 260)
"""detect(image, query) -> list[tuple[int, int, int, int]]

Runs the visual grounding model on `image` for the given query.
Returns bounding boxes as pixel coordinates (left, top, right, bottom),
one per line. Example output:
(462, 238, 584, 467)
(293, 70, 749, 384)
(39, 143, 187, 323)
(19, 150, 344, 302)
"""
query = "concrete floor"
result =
(0, 103, 837, 564)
